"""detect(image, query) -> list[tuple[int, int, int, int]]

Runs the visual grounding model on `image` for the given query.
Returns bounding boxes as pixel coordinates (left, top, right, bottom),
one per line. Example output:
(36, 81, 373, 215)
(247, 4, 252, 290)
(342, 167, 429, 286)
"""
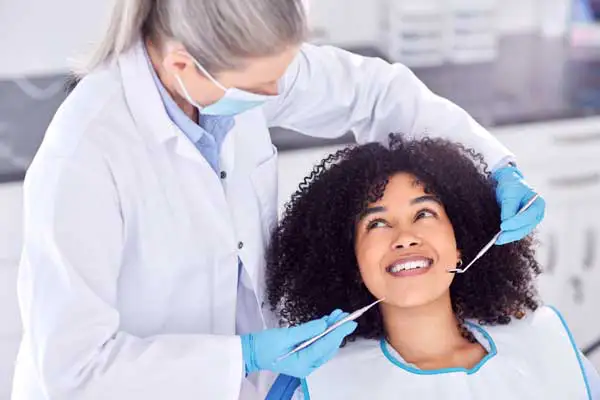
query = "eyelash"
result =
(415, 208, 438, 220)
(365, 208, 438, 230)
(366, 218, 388, 230)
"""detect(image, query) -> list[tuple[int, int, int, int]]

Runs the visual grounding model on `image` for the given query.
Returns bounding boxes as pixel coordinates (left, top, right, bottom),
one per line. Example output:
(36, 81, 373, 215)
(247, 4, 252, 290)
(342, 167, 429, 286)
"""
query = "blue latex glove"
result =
(241, 309, 356, 378)
(493, 165, 546, 245)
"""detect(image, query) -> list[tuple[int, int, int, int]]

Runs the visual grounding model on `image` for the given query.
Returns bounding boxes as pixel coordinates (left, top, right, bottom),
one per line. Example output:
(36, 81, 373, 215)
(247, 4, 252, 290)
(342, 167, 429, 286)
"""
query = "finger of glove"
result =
(500, 197, 545, 232)
(496, 224, 536, 245)
(325, 309, 345, 326)
(300, 321, 357, 364)
(326, 311, 350, 327)
(498, 190, 525, 222)
(285, 318, 328, 345)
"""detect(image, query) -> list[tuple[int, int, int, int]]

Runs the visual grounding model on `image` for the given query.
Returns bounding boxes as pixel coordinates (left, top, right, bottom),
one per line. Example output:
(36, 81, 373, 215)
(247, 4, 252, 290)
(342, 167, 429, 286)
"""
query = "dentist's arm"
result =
(265, 43, 514, 171)
(265, 43, 544, 243)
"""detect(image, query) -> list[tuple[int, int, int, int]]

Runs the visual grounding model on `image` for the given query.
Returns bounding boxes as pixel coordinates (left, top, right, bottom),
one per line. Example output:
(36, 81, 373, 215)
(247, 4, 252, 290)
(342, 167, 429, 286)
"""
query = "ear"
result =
(162, 50, 196, 77)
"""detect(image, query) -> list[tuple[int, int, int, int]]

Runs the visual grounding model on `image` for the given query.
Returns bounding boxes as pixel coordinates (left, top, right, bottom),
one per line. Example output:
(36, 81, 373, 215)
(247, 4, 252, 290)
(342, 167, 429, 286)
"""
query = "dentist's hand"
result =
(241, 309, 356, 378)
(493, 165, 546, 245)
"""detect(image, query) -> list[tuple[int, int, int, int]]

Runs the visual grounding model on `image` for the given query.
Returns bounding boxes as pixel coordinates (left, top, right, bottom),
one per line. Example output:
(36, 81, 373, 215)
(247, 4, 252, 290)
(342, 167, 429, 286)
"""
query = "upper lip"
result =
(385, 254, 435, 271)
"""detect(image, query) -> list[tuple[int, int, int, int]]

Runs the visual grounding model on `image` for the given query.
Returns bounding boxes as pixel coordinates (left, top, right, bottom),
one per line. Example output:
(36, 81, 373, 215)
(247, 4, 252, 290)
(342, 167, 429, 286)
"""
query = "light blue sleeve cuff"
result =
(490, 155, 517, 174)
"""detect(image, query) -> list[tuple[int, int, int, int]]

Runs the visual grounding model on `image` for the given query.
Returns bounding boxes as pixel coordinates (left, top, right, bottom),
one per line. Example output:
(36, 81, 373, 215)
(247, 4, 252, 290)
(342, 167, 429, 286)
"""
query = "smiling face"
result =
(354, 173, 461, 309)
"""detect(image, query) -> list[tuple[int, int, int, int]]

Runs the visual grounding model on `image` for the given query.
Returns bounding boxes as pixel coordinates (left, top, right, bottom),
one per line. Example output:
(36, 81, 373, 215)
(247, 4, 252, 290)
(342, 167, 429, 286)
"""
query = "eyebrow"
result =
(358, 195, 442, 220)
(411, 195, 442, 206)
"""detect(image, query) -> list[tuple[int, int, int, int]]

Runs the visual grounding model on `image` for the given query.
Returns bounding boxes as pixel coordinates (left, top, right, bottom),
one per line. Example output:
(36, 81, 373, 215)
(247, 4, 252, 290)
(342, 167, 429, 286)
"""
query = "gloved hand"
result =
(241, 309, 356, 378)
(493, 165, 546, 245)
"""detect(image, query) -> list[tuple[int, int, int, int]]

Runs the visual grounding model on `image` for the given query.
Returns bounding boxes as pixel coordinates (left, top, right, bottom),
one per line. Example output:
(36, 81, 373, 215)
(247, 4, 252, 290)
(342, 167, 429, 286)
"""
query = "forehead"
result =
(373, 173, 427, 203)
(226, 46, 300, 82)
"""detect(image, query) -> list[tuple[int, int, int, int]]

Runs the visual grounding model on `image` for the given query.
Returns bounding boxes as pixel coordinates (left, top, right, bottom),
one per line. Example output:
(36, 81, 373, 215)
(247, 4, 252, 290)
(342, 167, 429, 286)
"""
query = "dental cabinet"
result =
(498, 117, 600, 366)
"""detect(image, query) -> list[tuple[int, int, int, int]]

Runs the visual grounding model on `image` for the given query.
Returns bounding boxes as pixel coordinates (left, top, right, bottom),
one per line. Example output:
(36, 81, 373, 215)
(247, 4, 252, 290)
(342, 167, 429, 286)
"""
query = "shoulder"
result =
(472, 306, 579, 354)
(40, 63, 131, 160)
(512, 305, 572, 333)
(469, 306, 567, 333)
(27, 64, 134, 183)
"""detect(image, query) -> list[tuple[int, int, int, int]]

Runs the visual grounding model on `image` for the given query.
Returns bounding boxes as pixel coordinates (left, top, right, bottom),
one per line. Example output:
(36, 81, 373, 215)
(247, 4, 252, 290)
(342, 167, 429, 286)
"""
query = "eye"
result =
(366, 218, 389, 230)
(415, 209, 438, 221)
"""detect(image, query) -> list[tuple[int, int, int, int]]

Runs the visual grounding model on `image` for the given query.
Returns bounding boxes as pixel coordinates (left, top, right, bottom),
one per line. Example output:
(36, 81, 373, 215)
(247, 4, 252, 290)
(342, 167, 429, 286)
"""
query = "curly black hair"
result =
(266, 135, 541, 342)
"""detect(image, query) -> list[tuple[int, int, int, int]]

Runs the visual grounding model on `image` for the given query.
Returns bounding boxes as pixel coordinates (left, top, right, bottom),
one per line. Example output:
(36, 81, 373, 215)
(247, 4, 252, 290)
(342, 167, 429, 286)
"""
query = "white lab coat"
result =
(12, 41, 513, 400)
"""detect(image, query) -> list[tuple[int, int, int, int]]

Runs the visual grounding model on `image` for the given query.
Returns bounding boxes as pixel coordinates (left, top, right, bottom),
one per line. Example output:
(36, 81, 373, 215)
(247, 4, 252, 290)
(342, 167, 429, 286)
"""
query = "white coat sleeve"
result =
(265, 43, 515, 171)
(18, 141, 243, 399)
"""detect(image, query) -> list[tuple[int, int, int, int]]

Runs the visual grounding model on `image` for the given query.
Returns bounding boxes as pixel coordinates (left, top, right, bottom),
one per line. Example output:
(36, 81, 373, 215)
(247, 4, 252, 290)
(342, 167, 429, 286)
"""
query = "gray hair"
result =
(77, 0, 308, 75)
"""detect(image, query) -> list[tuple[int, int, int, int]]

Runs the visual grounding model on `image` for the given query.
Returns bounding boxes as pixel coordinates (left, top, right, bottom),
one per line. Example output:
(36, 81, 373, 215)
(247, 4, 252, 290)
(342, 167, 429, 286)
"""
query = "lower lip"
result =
(387, 266, 432, 278)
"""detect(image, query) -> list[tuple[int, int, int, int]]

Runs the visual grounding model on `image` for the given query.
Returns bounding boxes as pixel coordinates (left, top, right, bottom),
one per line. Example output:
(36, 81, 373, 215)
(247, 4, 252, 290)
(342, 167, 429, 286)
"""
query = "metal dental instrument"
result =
(277, 298, 385, 361)
(448, 193, 541, 274)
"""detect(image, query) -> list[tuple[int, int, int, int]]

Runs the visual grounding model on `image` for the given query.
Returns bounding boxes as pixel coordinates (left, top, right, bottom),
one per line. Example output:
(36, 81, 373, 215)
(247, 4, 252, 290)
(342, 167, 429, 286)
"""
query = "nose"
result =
(392, 230, 422, 250)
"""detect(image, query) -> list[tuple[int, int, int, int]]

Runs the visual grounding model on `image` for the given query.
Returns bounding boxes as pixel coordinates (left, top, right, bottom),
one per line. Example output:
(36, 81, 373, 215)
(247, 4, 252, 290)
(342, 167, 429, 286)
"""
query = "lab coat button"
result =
(220, 171, 227, 179)
(238, 241, 244, 249)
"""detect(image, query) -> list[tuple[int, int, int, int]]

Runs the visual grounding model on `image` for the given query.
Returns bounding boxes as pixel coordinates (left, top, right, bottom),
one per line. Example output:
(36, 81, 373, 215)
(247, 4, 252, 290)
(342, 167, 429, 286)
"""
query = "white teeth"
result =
(389, 260, 431, 273)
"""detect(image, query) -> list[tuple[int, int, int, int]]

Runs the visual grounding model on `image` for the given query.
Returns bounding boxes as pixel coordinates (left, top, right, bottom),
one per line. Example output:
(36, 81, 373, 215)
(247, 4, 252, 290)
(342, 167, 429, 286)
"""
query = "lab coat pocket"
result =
(250, 146, 279, 243)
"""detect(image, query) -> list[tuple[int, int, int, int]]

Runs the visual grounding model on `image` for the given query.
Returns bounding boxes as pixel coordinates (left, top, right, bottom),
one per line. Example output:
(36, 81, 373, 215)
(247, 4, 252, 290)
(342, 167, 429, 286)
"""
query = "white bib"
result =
(303, 306, 590, 400)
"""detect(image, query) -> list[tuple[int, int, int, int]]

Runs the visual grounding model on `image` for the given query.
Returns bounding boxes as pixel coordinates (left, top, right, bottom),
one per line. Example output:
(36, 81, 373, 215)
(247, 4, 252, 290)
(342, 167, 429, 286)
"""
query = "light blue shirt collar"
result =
(143, 47, 234, 172)
(145, 52, 207, 144)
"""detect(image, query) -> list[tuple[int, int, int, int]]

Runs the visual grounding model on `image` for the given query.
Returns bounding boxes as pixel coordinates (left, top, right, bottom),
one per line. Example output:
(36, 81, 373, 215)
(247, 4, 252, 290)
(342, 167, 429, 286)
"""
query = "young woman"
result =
(266, 136, 599, 399)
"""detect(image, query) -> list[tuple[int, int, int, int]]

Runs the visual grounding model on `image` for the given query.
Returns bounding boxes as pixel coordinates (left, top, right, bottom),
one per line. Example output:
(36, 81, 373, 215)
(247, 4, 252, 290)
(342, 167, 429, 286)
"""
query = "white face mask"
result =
(175, 56, 275, 117)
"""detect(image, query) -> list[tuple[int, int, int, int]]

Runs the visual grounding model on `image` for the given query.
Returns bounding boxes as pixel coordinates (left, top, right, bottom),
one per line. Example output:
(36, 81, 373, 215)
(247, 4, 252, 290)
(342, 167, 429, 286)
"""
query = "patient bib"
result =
(303, 306, 590, 400)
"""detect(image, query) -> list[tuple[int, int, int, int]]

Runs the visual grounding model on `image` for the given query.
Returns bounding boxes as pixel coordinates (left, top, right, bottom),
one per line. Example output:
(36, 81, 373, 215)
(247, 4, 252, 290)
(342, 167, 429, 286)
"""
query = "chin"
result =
(382, 286, 450, 310)
(386, 295, 436, 309)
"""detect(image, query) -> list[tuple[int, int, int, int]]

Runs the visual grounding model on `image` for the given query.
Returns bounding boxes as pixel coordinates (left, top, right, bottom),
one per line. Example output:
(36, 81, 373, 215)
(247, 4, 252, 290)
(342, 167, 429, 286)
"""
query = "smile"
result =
(386, 256, 433, 277)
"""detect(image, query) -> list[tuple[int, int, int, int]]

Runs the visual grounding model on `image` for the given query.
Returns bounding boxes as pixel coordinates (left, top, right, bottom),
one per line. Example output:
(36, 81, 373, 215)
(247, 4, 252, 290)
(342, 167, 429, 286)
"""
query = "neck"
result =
(145, 39, 199, 122)
(382, 293, 468, 364)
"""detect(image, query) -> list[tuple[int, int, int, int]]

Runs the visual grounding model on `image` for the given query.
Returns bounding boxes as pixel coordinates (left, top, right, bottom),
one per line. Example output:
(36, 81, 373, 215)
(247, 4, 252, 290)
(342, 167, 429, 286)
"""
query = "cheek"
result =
(425, 223, 459, 263)
(355, 235, 388, 295)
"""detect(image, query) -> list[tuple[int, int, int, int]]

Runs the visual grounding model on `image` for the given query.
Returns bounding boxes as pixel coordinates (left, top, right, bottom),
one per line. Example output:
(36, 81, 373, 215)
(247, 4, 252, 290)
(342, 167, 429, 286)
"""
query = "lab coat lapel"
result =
(226, 109, 279, 312)
(118, 41, 178, 144)
(118, 41, 234, 245)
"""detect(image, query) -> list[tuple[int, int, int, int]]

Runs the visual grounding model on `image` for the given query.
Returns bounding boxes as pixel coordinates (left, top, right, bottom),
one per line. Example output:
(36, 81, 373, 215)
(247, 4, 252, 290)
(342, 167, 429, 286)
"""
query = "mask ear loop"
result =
(179, 51, 228, 92)
(174, 74, 204, 110)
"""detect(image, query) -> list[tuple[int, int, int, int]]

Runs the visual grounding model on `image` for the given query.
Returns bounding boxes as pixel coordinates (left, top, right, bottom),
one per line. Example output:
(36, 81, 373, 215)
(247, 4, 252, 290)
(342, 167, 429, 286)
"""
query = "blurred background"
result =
(1, 0, 600, 397)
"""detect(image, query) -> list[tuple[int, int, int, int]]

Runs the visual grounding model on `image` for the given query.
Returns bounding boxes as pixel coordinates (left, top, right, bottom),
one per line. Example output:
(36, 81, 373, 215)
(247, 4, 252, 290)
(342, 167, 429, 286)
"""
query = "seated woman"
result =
(265, 136, 599, 399)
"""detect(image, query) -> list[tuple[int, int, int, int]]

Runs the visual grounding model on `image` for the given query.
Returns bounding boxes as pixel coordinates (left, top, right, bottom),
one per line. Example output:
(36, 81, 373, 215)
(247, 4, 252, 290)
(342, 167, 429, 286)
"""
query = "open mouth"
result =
(386, 257, 434, 277)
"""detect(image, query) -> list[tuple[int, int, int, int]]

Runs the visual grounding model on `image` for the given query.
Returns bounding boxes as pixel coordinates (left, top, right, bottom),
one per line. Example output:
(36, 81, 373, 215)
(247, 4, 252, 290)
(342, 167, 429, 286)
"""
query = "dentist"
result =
(12, 0, 545, 399)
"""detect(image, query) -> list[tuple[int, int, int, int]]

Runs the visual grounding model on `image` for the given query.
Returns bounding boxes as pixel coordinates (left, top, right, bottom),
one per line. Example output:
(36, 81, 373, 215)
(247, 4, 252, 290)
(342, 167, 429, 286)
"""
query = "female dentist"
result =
(12, 0, 545, 399)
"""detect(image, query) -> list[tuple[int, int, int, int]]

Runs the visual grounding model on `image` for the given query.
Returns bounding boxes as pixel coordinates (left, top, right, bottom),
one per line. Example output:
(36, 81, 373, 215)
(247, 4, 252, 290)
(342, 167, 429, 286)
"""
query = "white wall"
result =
(0, 0, 543, 78)
(0, 0, 112, 78)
